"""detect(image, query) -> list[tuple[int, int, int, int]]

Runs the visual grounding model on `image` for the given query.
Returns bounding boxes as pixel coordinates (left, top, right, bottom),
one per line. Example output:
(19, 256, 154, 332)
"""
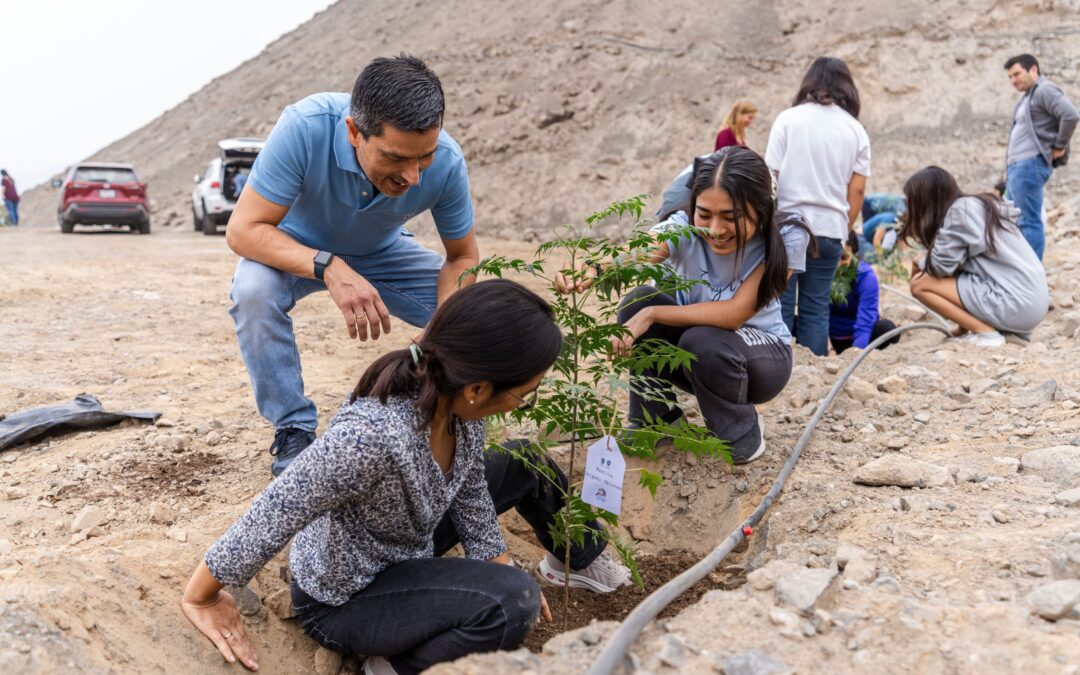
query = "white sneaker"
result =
(363, 655, 398, 675)
(538, 550, 632, 593)
(949, 331, 1005, 347)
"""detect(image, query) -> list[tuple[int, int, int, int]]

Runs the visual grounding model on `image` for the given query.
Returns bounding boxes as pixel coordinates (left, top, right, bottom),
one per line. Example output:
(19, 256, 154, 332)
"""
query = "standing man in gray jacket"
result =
(1003, 54, 1078, 260)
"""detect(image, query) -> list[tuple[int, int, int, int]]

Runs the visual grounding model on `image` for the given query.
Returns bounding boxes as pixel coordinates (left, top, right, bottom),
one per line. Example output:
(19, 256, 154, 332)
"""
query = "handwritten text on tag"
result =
(582, 435, 626, 515)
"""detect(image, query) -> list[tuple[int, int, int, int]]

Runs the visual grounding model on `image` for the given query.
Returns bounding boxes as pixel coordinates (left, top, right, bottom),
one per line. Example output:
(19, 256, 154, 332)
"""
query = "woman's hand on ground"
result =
(610, 309, 653, 357)
(538, 591, 553, 624)
(181, 591, 259, 671)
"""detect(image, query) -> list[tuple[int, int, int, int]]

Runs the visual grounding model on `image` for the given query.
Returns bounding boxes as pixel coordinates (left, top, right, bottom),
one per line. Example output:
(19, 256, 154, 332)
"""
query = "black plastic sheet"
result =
(0, 394, 160, 451)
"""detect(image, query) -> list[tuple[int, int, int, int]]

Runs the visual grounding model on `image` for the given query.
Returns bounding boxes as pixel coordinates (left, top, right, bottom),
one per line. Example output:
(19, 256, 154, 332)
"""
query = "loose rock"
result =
(70, 505, 104, 534)
(1055, 487, 1080, 507)
(956, 465, 989, 483)
(1021, 446, 1080, 486)
(877, 376, 907, 394)
(265, 587, 296, 620)
(774, 567, 838, 615)
(747, 560, 802, 592)
(656, 633, 687, 669)
(853, 455, 951, 488)
(895, 366, 945, 392)
(314, 645, 343, 675)
(722, 649, 793, 675)
(1026, 580, 1080, 621)
(225, 585, 263, 616)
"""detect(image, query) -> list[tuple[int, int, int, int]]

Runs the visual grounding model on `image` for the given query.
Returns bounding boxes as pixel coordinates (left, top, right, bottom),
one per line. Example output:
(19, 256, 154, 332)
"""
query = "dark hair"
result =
(350, 279, 562, 429)
(0, 170, 7, 177)
(1004, 54, 1040, 75)
(847, 230, 860, 253)
(350, 54, 445, 138)
(901, 166, 1011, 277)
(686, 147, 817, 311)
(793, 57, 861, 119)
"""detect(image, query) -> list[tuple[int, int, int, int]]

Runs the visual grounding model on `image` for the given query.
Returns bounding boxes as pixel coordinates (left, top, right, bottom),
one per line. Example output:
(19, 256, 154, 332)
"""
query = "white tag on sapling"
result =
(581, 435, 626, 515)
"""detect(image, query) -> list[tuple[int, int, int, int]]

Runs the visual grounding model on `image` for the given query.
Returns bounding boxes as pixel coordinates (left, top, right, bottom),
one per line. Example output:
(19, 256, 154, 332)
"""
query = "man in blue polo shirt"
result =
(226, 55, 480, 476)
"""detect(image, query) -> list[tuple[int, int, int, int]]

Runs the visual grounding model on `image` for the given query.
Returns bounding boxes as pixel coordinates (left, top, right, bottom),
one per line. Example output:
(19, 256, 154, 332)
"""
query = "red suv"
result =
(56, 163, 151, 234)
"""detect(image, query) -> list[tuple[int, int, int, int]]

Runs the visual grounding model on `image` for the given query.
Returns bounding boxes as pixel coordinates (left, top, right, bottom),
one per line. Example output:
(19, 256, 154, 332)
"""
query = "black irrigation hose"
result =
(587, 321, 953, 675)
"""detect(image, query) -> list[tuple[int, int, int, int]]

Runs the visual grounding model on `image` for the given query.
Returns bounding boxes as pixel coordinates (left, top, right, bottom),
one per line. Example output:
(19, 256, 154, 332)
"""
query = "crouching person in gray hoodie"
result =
(903, 166, 1048, 348)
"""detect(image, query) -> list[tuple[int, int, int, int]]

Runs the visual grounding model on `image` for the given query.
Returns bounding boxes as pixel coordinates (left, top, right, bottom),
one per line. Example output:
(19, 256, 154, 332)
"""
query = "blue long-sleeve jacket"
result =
(829, 261, 879, 348)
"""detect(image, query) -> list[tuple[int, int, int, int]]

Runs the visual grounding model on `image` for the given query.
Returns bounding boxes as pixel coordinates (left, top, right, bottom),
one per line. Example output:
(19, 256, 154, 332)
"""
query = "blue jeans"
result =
(229, 232, 443, 431)
(861, 212, 896, 250)
(1006, 155, 1052, 260)
(4, 200, 17, 225)
(781, 235, 844, 357)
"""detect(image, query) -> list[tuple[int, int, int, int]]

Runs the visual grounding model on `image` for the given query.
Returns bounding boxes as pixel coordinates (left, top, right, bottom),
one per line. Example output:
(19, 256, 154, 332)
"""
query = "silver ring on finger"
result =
(223, 631, 233, 639)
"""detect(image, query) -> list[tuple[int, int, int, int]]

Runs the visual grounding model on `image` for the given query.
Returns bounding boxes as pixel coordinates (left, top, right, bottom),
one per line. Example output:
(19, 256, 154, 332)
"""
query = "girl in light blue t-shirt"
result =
(565, 148, 815, 463)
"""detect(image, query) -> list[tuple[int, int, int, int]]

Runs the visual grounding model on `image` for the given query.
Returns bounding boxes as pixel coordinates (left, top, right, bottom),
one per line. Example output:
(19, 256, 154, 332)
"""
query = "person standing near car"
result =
(2, 170, 19, 225)
(1003, 54, 1078, 260)
(226, 54, 480, 476)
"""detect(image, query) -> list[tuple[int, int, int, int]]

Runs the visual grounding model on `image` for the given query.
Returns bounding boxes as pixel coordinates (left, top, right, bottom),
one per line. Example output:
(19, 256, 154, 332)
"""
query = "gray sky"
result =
(0, 0, 336, 190)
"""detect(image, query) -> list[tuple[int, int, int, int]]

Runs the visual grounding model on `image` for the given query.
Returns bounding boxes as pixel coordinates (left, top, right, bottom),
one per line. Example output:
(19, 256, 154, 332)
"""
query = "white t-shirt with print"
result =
(653, 211, 810, 344)
(764, 102, 872, 241)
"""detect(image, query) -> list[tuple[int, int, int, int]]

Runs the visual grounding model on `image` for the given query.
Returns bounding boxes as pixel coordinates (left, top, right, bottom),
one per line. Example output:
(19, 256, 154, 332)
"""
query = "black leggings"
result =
(619, 287, 794, 442)
(829, 318, 899, 354)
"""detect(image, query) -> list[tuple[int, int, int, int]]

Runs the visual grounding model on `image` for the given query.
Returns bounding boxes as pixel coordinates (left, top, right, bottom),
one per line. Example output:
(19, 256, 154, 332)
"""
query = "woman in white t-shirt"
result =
(765, 57, 871, 356)
(557, 148, 814, 463)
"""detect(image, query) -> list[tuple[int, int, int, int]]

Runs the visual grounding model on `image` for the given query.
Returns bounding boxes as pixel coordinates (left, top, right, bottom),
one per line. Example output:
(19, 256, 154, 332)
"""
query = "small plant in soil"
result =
(465, 195, 729, 625)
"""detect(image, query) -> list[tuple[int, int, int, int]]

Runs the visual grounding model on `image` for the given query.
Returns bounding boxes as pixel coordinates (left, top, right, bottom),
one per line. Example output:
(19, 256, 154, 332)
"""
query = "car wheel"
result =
(60, 217, 75, 234)
(137, 219, 151, 235)
(193, 204, 203, 231)
(202, 201, 217, 235)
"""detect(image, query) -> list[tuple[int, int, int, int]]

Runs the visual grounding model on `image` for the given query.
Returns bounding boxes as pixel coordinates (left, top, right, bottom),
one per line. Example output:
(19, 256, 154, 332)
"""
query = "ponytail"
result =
(349, 279, 562, 429)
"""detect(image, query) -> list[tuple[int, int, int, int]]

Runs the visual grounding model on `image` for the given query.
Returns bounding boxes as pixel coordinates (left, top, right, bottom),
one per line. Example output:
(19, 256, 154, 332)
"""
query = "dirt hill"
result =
(17, 0, 1080, 234)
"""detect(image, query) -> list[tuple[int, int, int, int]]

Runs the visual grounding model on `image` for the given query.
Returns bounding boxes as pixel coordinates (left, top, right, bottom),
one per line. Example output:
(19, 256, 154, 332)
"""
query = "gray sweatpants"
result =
(619, 287, 793, 442)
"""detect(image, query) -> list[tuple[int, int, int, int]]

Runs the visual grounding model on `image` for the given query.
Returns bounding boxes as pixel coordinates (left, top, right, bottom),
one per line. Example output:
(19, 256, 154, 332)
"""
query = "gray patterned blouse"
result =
(204, 394, 506, 606)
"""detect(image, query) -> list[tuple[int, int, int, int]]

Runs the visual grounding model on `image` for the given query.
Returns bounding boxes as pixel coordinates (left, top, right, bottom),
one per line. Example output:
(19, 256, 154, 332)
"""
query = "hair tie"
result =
(409, 343, 424, 366)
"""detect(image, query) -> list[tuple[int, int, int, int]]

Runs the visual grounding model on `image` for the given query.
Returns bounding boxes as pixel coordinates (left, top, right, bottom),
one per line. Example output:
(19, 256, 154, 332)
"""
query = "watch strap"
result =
(313, 251, 333, 280)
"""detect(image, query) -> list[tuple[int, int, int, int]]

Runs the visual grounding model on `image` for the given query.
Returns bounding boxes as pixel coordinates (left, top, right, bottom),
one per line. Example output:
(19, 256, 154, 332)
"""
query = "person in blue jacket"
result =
(829, 232, 899, 354)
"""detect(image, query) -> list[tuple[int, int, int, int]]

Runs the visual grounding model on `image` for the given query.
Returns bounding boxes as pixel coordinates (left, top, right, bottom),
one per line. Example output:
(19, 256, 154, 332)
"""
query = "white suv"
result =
(191, 138, 264, 235)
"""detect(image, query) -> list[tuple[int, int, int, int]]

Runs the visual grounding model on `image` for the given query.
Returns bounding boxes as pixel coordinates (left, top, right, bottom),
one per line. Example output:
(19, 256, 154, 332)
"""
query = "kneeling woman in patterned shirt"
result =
(564, 147, 815, 465)
(180, 279, 630, 674)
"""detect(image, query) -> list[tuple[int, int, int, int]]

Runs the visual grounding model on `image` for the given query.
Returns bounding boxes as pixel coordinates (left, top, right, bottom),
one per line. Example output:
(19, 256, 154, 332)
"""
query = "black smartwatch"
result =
(313, 250, 334, 280)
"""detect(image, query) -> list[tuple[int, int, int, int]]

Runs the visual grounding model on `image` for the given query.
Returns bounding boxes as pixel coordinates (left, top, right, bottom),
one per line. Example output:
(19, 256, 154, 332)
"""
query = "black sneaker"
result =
(269, 427, 316, 477)
(729, 416, 765, 465)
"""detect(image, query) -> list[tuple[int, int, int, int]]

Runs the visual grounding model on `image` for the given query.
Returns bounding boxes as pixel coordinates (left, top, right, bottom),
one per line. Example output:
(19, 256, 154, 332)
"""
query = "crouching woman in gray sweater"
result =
(904, 166, 1048, 347)
(180, 280, 629, 674)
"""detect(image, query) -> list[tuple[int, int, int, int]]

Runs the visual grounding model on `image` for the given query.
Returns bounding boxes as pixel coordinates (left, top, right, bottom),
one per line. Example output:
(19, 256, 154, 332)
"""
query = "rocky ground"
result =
(14, 0, 1080, 239)
(429, 200, 1080, 675)
(2, 196, 1080, 674)
(4, 0, 1080, 673)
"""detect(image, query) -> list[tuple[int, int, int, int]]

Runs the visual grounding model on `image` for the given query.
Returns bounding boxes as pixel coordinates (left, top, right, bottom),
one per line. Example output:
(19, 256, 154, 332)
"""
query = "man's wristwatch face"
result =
(314, 250, 333, 279)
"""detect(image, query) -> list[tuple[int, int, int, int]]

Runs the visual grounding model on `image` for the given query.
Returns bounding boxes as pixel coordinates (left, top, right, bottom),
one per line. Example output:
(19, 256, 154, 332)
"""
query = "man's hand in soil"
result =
(324, 258, 392, 340)
(182, 590, 259, 671)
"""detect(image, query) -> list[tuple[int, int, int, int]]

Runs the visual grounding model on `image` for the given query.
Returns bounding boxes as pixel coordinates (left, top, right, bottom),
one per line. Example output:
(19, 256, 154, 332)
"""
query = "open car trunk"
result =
(221, 161, 253, 203)
(217, 138, 264, 202)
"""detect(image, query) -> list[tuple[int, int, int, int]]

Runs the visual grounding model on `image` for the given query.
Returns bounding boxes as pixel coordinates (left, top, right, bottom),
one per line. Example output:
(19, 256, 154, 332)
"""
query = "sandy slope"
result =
(13, 0, 1080, 237)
